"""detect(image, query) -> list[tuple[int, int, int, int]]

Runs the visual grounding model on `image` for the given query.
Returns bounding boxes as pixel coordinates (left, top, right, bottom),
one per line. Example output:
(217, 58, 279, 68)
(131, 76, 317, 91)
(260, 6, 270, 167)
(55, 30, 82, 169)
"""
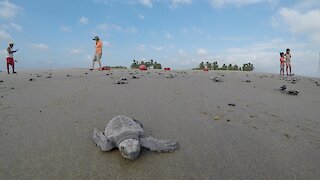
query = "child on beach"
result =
(6, 42, 18, 74)
(279, 52, 285, 75)
(285, 48, 292, 76)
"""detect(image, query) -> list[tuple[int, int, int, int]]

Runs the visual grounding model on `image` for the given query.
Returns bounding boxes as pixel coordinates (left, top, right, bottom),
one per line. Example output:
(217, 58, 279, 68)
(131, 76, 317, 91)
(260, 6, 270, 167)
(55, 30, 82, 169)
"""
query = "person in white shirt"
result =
(6, 42, 18, 74)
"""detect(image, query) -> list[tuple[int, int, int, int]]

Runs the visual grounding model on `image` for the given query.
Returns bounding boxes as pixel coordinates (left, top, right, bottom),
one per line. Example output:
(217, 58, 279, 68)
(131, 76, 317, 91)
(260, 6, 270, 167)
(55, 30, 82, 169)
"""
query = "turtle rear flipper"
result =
(93, 128, 114, 151)
(140, 137, 178, 153)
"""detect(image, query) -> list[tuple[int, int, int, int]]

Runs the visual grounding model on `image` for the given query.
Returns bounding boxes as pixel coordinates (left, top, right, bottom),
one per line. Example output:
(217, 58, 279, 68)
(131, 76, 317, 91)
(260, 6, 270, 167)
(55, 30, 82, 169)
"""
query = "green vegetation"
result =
(130, 59, 162, 69)
(193, 61, 254, 71)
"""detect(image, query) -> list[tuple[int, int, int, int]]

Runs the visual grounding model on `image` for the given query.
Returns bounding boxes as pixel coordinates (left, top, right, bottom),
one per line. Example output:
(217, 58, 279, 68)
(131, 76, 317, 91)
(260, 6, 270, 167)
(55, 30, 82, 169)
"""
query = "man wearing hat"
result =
(90, 36, 103, 70)
(7, 42, 18, 74)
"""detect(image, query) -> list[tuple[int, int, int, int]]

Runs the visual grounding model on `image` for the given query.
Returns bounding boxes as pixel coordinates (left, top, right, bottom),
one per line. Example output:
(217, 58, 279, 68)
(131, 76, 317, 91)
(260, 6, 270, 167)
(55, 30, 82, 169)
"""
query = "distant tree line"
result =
(109, 66, 127, 69)
(193, 61, 254, 71)
(131, 59, 162, 69)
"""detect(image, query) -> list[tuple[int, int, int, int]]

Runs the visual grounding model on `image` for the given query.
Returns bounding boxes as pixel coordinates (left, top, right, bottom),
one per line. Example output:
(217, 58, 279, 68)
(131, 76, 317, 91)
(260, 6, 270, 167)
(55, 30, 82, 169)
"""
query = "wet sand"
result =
(0, 69, 320, 179)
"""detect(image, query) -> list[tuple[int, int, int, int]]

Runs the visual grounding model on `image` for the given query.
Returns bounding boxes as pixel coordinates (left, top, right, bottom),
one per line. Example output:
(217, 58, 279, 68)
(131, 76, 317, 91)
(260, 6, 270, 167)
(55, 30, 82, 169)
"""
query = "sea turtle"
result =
(93, 115, 178, 160)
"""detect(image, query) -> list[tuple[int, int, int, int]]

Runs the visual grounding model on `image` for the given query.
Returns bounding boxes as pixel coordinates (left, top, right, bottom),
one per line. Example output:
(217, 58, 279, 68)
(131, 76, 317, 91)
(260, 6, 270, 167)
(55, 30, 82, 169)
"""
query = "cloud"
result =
(0, 49, 6, 58)
(9, 22, 22, 31)
(197, 48, 208, 56)
(103, 41, 111, 47)
(163, 31, 172, 39)
(139, 0, 153, 7)
(210, 38, 313, 74)
(137, 44, 146, 52)
(32, 43, 49, 50)
(279, 8, 320, 43)
(151, 45, 163, 51)
(0, 0, 22, 19)
(70, 48, 85, 54)
(208, 0, 277, 8)
(178, 49, 188, 56)
(0, 29, 11, 41)
(79, 16, 89, 24)
(138, 14, 145, 19)
(96, 23, 137, 33)
(123, 27, 137, 33)
(170, 0, 192, 9)
(60, 26, 71, 32)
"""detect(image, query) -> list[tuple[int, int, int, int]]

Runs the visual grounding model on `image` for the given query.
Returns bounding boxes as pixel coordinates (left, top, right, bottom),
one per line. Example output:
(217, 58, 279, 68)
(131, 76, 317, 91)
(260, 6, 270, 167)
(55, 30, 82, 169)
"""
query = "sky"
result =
(0, 0, 320, 77)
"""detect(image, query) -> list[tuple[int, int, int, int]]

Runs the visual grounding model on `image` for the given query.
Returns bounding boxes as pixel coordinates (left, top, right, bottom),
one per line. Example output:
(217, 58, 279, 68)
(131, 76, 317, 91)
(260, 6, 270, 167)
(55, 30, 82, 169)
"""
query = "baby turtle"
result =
(280, 84, 287, 91)
(210, 77, 223, 82)
(114, 77, 128, 84)
(93, 115, 178, 160)
(165, 74, 174, 78)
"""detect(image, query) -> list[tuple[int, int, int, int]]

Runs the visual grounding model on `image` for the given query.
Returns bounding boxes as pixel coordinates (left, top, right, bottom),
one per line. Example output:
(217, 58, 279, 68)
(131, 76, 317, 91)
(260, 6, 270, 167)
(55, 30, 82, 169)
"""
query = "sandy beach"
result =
(0, 68, 319, 179)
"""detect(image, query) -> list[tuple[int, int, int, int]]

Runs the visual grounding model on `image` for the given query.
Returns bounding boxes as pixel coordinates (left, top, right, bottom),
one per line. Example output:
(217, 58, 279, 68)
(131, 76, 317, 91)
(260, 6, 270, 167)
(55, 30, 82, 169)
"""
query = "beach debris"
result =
(66, 74, 71, 77)
(228, 103, 236, 106)
(29, 78, 35, 81)
(114, 77, 128, 84)
(279, 85, 299, 95)
(284, 77, 300, 84)
(210, 77, 223, 82)
(131, 75, 140, 79)
(93, 115, 178, 160)
(165, 74, 174, 78)
(245, 80, 251, 83)
(46, 76, 52, 79)
(280, 84, 287, 91)
(284, 133, 290, 139)
(0, 80, 3, 83)
(213, 116, 221, 121)
(286, 89, 299, 95)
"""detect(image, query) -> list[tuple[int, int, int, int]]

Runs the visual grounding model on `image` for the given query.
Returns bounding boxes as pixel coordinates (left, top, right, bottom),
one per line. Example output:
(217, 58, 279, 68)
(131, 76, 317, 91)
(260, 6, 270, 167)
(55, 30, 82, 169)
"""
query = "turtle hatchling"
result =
(93, 115, 179, 160)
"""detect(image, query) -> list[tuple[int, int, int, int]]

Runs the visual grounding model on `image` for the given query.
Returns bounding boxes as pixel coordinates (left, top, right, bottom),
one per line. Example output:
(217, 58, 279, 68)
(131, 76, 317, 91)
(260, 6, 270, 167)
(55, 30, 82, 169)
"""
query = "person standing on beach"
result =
(6, 42, 18, 74)
(284, 48, 292, 76)
(279, 52, 285, 76)
(90, 36, 103, 70)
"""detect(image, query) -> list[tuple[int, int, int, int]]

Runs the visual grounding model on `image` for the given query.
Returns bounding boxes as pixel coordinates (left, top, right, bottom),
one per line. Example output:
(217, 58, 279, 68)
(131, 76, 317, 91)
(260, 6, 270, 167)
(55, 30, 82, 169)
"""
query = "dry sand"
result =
(0, 69, 319, 179)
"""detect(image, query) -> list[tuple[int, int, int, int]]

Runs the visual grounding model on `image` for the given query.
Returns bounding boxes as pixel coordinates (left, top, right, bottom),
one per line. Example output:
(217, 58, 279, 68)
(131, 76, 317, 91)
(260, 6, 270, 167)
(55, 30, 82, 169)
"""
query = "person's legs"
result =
(289, 63, 292, 75)
(97, 54, 102, 69)
(91, 54, 96, 70)
(6, 58, 11, 74)
(12, 59, 15, 73)
(286, 63, 289, 75)
(7, 62, 10, 74)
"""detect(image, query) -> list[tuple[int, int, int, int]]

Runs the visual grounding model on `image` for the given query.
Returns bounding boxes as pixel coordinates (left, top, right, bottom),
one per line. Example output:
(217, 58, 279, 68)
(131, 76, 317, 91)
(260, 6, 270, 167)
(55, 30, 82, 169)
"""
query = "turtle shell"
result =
(105, 115, 144, 146)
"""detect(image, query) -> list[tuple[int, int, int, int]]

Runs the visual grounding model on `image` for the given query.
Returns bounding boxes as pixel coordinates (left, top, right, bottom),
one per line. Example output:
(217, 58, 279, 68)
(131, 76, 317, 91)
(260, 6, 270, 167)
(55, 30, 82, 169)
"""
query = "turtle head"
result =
(119, 139, 140, 160)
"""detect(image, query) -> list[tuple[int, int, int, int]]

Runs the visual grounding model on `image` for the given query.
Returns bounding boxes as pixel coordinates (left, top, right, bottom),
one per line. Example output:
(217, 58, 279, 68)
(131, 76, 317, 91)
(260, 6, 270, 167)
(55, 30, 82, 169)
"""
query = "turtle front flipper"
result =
(140, 137, 178, 153)
(93, 128, 114, 151)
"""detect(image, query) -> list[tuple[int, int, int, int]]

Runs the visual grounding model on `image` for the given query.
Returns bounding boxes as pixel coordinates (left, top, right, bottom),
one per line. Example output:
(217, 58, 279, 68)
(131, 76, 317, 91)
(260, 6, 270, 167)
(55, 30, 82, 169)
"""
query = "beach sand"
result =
(0, 69, 319, 179)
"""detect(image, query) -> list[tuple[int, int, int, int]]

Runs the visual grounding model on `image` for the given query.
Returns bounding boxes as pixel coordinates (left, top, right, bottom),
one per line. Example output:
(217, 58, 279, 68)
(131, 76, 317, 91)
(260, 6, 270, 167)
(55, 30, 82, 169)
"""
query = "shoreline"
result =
(1, 69, 319, 179)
